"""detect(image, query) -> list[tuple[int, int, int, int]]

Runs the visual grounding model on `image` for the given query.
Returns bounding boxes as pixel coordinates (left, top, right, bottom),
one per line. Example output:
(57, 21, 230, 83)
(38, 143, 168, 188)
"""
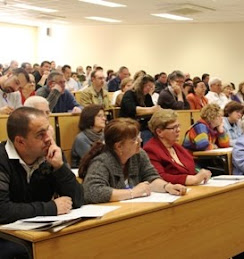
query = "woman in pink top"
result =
(186, 80, 208, 110)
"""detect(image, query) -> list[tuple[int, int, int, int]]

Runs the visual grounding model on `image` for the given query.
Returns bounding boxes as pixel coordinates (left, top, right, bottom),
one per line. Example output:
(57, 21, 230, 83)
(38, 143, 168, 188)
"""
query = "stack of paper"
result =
(0, 205, 120, 232)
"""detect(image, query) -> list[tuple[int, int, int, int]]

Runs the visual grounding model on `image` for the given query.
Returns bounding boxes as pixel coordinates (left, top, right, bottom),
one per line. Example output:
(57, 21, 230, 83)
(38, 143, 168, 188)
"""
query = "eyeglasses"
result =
(165, 124, 181, 132)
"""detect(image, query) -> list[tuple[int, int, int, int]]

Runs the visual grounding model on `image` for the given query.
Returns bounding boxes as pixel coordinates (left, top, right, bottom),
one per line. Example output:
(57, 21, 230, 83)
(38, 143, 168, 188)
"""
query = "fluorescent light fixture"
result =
(14, 3, 57, 13)
(85, 16, 122, 22)
(151, 13, 193, 21)
(79, 0, 126, 8)
(85, 16, 121, 22)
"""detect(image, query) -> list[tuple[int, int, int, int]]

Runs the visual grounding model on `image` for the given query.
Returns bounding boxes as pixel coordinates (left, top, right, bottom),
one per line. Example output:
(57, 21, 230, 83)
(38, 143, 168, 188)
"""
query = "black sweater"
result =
(0, 143, 84, 224)
(120, 90, 154, 131)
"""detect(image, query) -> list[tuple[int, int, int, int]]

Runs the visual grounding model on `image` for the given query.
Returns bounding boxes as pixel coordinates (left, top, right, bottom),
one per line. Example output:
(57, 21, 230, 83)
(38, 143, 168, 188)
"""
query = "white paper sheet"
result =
(202, 179, 244, 187)
(22, 205, 120, 222)
(120, 192, 181, 203)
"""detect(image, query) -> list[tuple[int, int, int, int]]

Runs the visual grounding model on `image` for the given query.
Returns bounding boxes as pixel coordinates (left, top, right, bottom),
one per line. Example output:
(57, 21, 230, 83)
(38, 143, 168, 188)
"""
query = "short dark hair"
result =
(95, 66, 103, 71)
(90, 70, 99, 79)
(86, 65, 92, 70)
(62, 65, 71, 73)
(202, 73, 209, 81)
(78, 104, 104, 131)
(79, 118, 139, 178)
(118, 66, 128, 73)
(41, 61, 51, 67)
(13, 68, 30, 83)
(193, 80, 203, 89)
(7, 107, 45, 142)
(224, 101, 244, 117)
(21, 62, 31, 69)
(159, 72, 167, 77)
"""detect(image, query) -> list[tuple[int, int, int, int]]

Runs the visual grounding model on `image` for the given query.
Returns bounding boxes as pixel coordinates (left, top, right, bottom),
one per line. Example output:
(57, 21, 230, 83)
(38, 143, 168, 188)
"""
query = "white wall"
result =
(36, 22, 244, 86)
(1, 22, 244, 86)
(0, 22, 37, 65)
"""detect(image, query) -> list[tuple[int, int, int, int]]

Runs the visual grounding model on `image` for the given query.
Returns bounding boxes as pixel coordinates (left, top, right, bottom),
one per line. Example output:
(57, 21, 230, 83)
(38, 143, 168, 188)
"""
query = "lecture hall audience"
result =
(120, 74, 160, 145)
(144, 109, 211, 185)
(19, 73, 35, 105)
(71, 104, 106, 168)
(112, 77, 133, 106)
(232, 120, 244, 175)
(183, 103, 230, 151)
(158, 70, 190, 110)
(205, 77, 229, 109)
(0, 68, 29, 114)
(36, 71, 82, 113)
(0, 107, 84, 258)
(80, 69, 111, 109)
(235, 81, 244, 103)
(186, 80, 208, 110)
(81, 118, 186, 204)
(32, 60, 51, 90)
(108, 66, 130, 92)
(223, 101, 243, 146)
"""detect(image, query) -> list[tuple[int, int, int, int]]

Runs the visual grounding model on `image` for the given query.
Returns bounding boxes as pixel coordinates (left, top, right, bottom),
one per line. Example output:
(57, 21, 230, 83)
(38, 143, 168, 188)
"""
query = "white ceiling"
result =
(1, 0, 244, 26)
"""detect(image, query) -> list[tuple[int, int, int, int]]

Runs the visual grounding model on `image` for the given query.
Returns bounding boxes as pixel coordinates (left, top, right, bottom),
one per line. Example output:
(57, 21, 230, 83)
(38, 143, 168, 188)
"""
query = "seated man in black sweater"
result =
(0, 107, 84, 258)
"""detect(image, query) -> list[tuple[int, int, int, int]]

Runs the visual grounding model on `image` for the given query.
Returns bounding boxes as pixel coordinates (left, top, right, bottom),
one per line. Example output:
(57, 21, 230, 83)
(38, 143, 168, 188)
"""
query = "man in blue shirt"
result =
(36, 71, 82, 113)
(107, 66, 130, 92)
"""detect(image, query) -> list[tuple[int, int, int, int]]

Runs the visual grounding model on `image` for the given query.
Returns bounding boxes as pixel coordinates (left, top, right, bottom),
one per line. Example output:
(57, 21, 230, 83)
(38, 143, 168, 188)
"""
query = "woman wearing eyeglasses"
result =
(80, 118, 186, 204)
(144, 109, 211, 185)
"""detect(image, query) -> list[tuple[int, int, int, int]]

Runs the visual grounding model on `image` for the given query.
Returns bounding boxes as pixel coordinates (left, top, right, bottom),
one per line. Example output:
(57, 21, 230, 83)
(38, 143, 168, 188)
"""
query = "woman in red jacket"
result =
(143, 109, 211, 185)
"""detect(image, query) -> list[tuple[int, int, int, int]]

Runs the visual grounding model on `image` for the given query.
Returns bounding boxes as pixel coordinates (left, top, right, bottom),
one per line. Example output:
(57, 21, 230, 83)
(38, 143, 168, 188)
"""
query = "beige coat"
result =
(80, 86, 111, 109)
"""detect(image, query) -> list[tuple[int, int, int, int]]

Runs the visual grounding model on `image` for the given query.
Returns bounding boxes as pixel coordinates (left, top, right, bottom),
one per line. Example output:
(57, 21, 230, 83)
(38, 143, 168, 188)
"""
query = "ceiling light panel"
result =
(85, 16, 122, 22)
(79, 0, 126, 8)
(151, 13, 193, 21)
(14, 3, 57, 13)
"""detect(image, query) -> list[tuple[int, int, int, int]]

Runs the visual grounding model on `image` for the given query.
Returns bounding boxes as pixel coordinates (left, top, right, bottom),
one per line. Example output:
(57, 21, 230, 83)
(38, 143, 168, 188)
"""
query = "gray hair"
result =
(168, 70, 185, 82)
(209, 77, 222, 88)
(47, 71, 63, 84)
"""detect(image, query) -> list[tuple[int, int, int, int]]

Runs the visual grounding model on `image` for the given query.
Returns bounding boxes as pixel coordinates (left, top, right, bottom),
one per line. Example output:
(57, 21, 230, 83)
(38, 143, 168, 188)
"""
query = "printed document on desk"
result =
(0, 205, 120, 231)
(203, 175, 244, 187)
(120, 192, 181, 203)
(23, 205, 120, 222)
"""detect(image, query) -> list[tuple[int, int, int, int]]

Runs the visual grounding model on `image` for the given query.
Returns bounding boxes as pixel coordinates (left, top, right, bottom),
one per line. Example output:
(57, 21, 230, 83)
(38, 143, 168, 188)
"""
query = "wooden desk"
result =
(177, 110, 192, 144)
(193, 147, 233, 174)
(55, 113, 80, 165)
(73, 91, 82, 106)
(106, 107, 121, 119)
(191, 110, 201, 123)
(1, 183, 244, 258)
(0, 115, 8, 142)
